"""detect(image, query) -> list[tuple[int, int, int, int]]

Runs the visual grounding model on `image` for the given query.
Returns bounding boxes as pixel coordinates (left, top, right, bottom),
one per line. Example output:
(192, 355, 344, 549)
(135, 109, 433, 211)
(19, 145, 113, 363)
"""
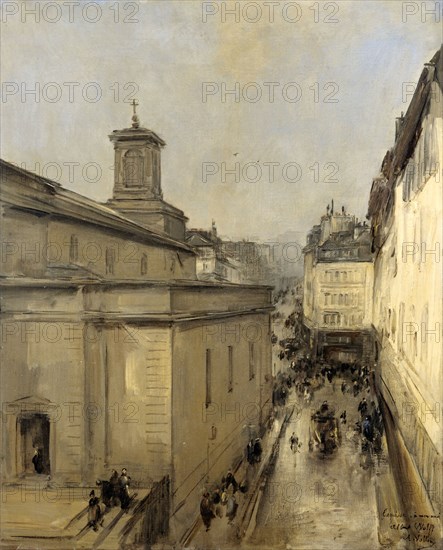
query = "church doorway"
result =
(18, 413, 51, 475)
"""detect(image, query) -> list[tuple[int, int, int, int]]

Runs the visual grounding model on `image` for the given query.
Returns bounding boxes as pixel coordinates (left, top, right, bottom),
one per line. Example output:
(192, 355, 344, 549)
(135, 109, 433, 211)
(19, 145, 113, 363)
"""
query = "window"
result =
(205, 349, 212, 407)
(141, 253, 148, 275)
(249, 342, 255, 380)
(69, 235, 78, 263)
(106, 248, 115, 275)
(228, 346, 233, 392)
(123, 149, 143, 187)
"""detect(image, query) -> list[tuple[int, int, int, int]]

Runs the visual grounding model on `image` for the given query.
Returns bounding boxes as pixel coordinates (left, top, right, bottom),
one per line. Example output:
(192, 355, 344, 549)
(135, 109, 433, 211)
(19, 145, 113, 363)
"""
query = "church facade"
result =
(0, 110, 273, 536)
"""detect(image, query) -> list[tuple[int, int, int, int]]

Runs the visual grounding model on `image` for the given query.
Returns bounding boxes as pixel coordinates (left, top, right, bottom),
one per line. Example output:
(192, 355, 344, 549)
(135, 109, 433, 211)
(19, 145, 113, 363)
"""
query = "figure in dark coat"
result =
(253, 438, 263, 463)
(32, 447, 44, 474)
(200, 492, 215, 531)
(87, 490, 101, 531)
(118, 468, 131, 510)
(223, 470, 238, 493)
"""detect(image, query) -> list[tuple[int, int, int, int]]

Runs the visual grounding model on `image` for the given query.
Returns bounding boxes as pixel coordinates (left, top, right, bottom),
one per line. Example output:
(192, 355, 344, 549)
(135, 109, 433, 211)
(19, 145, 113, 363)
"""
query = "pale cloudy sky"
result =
(1, 0, 442, 241)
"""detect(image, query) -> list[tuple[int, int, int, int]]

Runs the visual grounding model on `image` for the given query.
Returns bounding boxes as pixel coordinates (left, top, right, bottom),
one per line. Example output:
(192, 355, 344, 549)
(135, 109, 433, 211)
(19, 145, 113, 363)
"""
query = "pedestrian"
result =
(87, 490, 102, 531)
(247, 439, 255, 464)
(200, 492, 215, 531)
(289, 432, 300, 452)
(225, 491, 238, 524)
(362, 416, 373, 442)
(358, 398, 368, 416)
(253, 438, 262, 463)
(118, 468, 131, 510)
(211, 487, 224, 518)
(32, 447, 44, 474)
(223, 469, 238, 493)
(109, 469, 119, 506)
(340, 411, 347, 424)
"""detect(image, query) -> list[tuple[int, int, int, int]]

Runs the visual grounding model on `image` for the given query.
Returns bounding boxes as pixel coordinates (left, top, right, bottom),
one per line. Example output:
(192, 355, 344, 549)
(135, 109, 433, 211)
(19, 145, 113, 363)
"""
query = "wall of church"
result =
(0, 205, 196, 281)
(85, 324, 173, 485)
(1, 287, 87, 480)
(170, 312, 272, 538)
(46, 218, 195, 281)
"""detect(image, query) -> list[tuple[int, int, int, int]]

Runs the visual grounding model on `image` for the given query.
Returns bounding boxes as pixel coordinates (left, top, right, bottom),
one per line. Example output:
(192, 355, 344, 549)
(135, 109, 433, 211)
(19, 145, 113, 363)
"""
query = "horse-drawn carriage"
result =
(309, 402, 340, 456)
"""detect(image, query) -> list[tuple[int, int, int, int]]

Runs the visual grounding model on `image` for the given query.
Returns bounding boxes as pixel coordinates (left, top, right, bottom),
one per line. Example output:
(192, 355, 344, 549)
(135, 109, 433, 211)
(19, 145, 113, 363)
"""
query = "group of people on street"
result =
(355, 397, 383, 455)
(200, 469, 245, 531)
(87, 468, 132, 531)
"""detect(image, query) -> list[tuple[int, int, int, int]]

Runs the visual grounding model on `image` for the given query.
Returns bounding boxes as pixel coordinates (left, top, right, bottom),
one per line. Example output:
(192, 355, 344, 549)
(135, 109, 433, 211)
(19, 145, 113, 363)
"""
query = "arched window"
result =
(124, 149, 143, 187)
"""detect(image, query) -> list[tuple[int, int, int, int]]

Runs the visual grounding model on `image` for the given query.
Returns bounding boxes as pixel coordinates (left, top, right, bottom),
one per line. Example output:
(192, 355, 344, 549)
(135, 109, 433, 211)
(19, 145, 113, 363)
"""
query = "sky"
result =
(1, 0, 442, 243)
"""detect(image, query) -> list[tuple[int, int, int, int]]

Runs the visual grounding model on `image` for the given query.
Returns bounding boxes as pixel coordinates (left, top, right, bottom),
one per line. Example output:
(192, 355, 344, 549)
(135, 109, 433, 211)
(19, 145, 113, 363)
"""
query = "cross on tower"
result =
(130, 99, 140, 128)
(131, 99, 139, 115)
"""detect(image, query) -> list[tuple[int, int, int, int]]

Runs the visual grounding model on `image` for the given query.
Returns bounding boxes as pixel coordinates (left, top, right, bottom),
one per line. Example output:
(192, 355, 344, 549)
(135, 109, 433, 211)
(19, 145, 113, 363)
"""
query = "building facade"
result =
(303, 206, 374, 363)
(368, 47, 442, 521)
(0, 112, 273, 539)
(186, 225, 277, 285)
(185, 223, 242, 283)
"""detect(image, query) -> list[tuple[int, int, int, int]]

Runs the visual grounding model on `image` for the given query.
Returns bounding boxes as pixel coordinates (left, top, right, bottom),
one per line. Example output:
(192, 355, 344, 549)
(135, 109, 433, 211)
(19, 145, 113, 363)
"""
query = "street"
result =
(243, 377, 383, 550)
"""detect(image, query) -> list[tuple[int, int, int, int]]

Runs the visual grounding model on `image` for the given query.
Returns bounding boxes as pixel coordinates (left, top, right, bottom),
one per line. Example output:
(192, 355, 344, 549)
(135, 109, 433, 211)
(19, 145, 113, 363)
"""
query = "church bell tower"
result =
(107, 100, 188, 241)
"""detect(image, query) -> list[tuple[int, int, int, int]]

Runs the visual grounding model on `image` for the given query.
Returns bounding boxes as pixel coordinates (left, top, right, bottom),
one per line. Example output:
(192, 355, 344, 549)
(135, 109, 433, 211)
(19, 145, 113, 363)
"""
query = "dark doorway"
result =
(19, 414, 50, 475)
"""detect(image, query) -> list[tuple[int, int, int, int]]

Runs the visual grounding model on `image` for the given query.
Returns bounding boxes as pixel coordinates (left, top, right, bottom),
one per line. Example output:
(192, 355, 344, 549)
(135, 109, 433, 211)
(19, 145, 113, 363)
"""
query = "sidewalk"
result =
(0, 484, 150, 549)
(183, 400, 295, 550)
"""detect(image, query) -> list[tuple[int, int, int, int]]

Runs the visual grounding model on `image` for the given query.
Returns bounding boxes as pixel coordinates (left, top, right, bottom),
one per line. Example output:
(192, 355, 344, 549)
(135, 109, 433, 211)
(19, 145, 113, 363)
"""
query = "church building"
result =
(0, 105, 273, 538)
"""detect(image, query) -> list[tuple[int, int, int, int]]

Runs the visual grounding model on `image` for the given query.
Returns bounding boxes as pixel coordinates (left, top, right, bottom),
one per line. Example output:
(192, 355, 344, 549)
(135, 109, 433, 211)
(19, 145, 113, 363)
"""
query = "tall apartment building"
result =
(368, 47, 442, 521)
(303, 204, 374, 363)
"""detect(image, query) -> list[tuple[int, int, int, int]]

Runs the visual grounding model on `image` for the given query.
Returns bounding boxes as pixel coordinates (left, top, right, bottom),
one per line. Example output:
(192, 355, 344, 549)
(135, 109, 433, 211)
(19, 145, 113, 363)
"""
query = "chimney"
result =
(395, 111, 404, 141)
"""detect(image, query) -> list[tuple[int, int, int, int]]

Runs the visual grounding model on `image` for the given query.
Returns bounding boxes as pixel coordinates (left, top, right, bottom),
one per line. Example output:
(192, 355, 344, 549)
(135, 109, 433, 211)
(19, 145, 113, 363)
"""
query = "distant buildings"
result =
(185, 223, 241, 283)
(186, 225, 276, 285)
(302, 204, 374, 363)
(368, 47, 442, 519)
(0, 109, 273, 541)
